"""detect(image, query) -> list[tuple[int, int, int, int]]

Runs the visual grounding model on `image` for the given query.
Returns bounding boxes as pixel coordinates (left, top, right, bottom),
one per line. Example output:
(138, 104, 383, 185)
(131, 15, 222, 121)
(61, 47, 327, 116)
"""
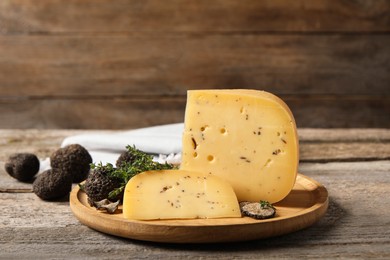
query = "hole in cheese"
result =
(207, 155, 214, 162)
(191, 138, 197, 150)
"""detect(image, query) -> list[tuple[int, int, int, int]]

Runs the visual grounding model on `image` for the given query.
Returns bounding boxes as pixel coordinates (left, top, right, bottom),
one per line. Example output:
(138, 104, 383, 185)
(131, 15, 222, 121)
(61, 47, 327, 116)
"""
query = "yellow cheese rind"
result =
(180, 89, 299, 203)
(122, 170, 241, 220)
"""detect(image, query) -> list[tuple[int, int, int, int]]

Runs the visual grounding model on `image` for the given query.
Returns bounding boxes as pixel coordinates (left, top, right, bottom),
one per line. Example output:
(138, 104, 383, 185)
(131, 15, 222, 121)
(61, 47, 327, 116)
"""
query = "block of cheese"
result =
(180, 89, 299, 203)
(122, 170, 241, 220)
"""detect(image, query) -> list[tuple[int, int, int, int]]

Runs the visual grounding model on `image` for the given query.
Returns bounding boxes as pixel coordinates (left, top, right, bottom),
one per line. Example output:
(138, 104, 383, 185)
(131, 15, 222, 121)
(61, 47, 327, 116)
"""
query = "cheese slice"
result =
(122, 170, 241, 220)
(180, 89, 299, 203)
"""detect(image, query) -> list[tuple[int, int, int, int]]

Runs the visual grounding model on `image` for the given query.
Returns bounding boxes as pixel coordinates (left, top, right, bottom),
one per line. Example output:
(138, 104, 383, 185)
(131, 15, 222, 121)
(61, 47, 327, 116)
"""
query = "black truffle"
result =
(116, 150, 137, 168)
(50, 144, 92, 183)
(5, 153, 40, 182)
(33, 169, 72, 200)
(84, 165, 122, 202)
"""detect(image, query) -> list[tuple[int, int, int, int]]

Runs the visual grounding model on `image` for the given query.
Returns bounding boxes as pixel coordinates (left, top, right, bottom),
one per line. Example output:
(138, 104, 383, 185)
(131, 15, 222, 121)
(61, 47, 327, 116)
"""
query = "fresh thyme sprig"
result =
(259, 200, 275, 209)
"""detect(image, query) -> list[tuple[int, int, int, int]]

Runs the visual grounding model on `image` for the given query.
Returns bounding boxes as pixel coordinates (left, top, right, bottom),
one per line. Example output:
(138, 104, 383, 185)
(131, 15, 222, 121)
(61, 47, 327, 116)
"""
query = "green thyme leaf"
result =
(78, 183, 85, 191)
(260, 200, 275, 209)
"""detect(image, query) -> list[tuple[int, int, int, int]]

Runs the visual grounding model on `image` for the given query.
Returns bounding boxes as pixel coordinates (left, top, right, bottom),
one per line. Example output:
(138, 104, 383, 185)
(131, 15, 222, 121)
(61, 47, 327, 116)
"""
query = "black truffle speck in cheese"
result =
(50, 144, 92, 183)
(5, 153, 40, 182)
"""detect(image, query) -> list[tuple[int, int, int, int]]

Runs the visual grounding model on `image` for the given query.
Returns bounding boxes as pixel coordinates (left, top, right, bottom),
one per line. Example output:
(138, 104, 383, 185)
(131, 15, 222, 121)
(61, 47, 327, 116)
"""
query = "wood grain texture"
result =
(0, 0, 389, 128)
(0, 128, 389, 190)
(0, 96, 388, 129)
(0, 98, 186, 129)
(0, 129, 389, 258)
(0, 0, 389, 33)
(1, 160, 389, 258)
(0, 34, 388, 96)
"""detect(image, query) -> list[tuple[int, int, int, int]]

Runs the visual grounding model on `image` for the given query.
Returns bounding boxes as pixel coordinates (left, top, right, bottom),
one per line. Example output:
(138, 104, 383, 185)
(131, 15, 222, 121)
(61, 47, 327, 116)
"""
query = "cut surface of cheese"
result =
(122, 170, 241, 220)
(180, 89, 299, 203)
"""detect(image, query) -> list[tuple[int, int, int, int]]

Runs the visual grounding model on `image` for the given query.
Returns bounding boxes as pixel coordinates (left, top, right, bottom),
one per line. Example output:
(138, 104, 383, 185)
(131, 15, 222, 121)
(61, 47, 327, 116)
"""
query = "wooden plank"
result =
(1, 129, 389, 192)
(0, 34, 389, 96)
(0, 95, 388, 129)
(0, 0, 389, 33)
(0, 98, 186, 129)
(1, 161, 389, 258)
(299, 128, 390, 161)
(0, 128, 388, 162)
(0, 165, 34, 192)
(298, 128, 390, 142)
(0, 129, 388, 162)
(285, 96, 390, 128)
(0, 129, 86, 162)
(300, 142, 390, 162)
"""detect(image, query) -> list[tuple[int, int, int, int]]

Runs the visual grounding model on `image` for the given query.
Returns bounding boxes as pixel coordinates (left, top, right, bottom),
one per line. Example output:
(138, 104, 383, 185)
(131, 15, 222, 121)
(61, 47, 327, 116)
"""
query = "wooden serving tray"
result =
(69, 174, 328, 243)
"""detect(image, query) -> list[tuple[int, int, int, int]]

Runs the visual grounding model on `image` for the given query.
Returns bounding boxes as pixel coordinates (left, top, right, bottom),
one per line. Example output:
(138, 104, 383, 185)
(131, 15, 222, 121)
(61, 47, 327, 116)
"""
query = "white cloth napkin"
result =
(40, 123, 184, 171)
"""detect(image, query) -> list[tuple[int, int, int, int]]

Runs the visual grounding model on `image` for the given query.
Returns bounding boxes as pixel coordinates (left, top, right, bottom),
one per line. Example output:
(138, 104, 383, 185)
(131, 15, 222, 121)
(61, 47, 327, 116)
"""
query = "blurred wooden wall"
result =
(0, 0, 389, 129)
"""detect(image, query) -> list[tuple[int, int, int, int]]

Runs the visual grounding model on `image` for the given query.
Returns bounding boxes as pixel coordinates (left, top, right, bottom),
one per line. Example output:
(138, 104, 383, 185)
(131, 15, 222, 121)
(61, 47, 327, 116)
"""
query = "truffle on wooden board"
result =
(83, 165, 122, 202)
(240, 201, 276, 219)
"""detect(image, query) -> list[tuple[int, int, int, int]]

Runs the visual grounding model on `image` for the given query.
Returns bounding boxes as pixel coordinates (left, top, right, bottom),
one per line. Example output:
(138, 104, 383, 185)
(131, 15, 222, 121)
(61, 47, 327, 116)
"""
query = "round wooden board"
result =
(70, 174, 328, 243)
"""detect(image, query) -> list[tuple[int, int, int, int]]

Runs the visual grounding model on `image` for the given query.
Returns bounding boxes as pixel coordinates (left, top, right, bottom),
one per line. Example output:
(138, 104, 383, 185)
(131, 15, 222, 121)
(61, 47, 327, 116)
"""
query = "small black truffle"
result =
(33, 169, 73, 200)
(50, 144, 92, 183)
(84, 165, 122, 202)
(116, 151, 137, 168)
(5, 153, 40, 182)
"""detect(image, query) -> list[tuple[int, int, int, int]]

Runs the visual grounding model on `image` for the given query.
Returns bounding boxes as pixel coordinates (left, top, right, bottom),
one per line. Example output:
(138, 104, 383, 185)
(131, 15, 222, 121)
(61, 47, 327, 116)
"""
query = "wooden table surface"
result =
(1, 128, 389, 259)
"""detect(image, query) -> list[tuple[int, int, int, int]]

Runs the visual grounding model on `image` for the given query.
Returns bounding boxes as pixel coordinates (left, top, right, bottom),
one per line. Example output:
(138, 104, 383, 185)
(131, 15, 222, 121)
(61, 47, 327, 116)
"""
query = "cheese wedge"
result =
(180, 89, 299, 203)
(122, 170, 241, 220)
